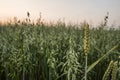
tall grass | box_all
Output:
[84,22,89,80]
[0,19,120,80]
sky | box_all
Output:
[0,0,120,26]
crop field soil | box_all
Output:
[0,22,120,80]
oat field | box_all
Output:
[0,22,120,80]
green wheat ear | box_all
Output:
[102,61,114,80]
[84,22,89,56]
[111,61,118,80]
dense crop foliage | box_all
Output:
[0,23,120,80]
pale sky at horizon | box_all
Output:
[0,0,120,26]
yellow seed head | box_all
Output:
[111,61,118,80]
[84,22,89,56]
[102,61,114,80]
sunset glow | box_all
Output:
[0,0,120,25]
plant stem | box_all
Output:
[85,55,87,80]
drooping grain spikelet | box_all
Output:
[84,22,89,56]
[111,61,118,80]
[102,61,114,80]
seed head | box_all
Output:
[102,61,114,80]
[84,22,89,56]
[111,61,118,80]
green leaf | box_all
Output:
[82,44,118,80]
[87,44,118,73]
